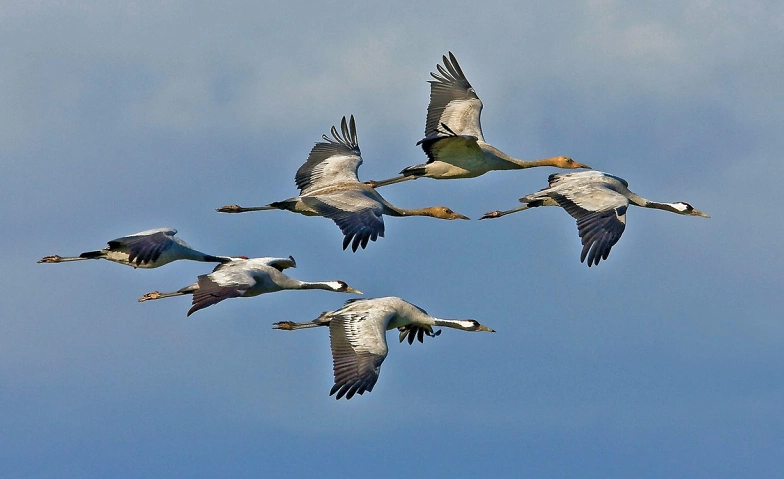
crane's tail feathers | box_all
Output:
[268,200,298,211]
[400,164,427,177]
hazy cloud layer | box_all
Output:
[2,1,781,477]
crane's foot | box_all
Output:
[272,321,296,330]
[138,291,162,302]
[216,204,243,213]
[479,211,502,220]
[37,255,63,263]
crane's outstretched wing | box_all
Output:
[546,171,628,189]
[260,256,297,272]
[424,52,484,141]
[551,190,628,267]
[104,228,178,266]
[328,308,392,399]
[416,123,483,167]
[295,116,362,194]
[302,191,385,252]
[187,266,254,316]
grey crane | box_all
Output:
[38,228,231,269]
[480,170,710,266]
[273,296,494,399]
[138,256,361,316]
[366,52,589,188]
[216,116,469,251]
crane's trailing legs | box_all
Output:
[138,285,197,302]
[38,254,92,263]
[481,197,561,219]
[363,175,418,189]
[480,205,531,219]
[273,320,326,330]
[216,204,277,213]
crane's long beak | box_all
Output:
[575,161,591,169]
[478,325,495,332]
[455,213,470,220]
[692,209,710,218]
[345,287,363,295]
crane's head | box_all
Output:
[330,281,363,295]
[424,206,470,220]
[671,202,710,218]
[553,156,591,170]
[469,319,494,332]
[447,319,495,332]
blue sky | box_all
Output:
[3,1,783,477]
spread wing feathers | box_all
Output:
[329,310,392,399]
[301,192,385,252]
[425,52,484,141]
[295,116,362,193]
[262,256,296,272]
[187,268,253,316]
[417,127,483,165]
[105,228,178,266]
[341,297,366,307]
[547,171,629,189]
[552,192,628,266]
[546,172,580,188]
[398,324,441,344]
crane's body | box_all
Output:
[481,170,710,266]
[38,228,230,269]
[367,53,589,188]
[217,116,468,251]
[274,296,494,399]
[138,256,361,316]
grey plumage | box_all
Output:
[217,116,469,251]
[294,118,361,193]
[366,53,588,188]
[424,53,484,142]
[481,170,710,266]
[273,296,493,399]
[37,228,230,268]
[138,256,361,316]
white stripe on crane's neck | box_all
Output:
[644,201,691,214]
[297,280,345,292]
[669,202,691,213]
[432,318,481,331]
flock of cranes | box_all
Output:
[38,52,708,399]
